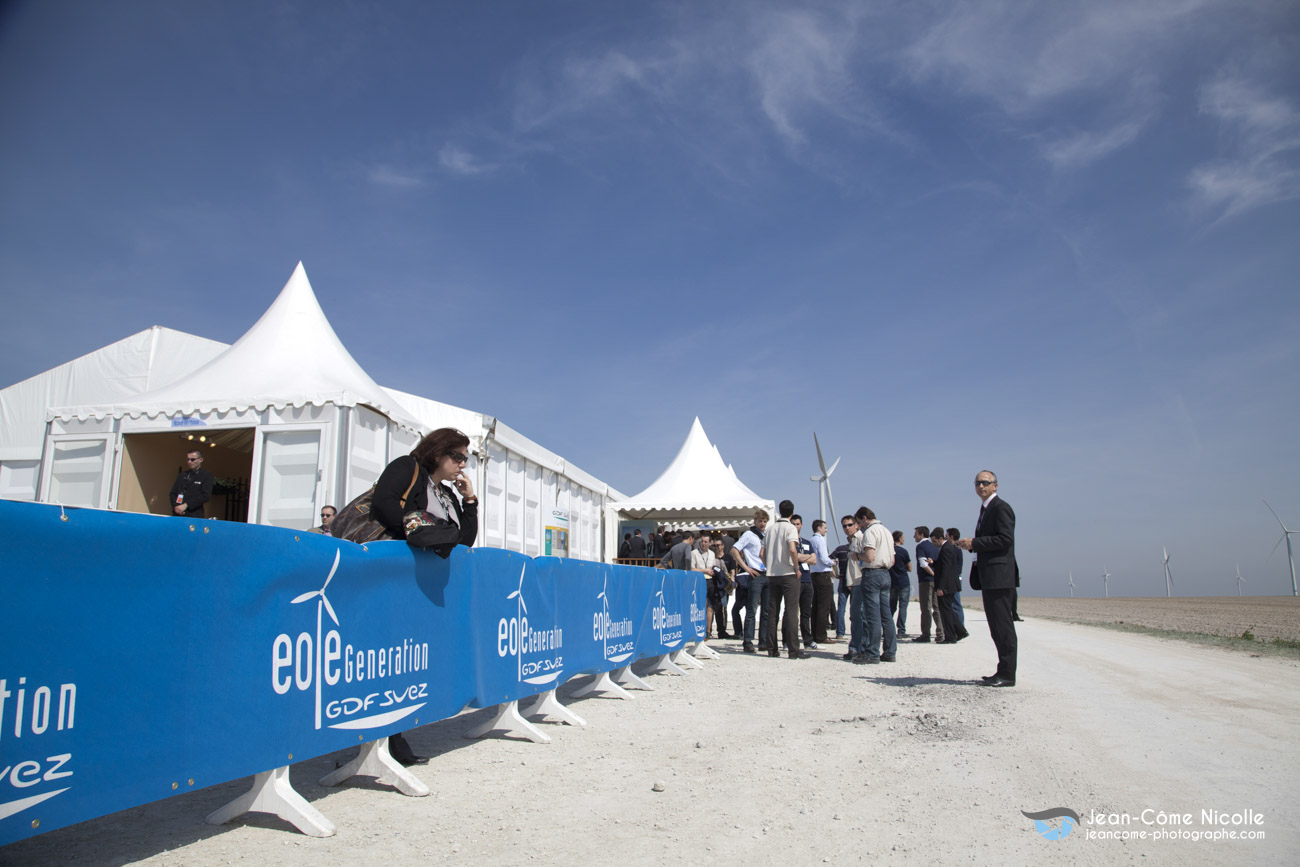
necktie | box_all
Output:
[976,503,986,533]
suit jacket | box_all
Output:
[934,541,963,596]
[970,495,1016,590]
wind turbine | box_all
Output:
[810,433,841,543]
[1068,571,1076,598]
[1236,565,1246,597]
[1162,547,1174,597]
[507,564,528,680]
[291,550,340,730]
[1264,500,1300,597]
[1102,567,1111,598]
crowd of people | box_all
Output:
[621,471,1020,687]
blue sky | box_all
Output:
[2,1,1297,597]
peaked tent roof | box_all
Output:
[49,263,422,431]
[612,418,772,521]
[0,326,228,461]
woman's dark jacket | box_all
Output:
[371,454,478,548]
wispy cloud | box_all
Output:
[1041,120,1147,169]
[438,144,496,176]
[1189,71,1300,219]
[367,164,424,188]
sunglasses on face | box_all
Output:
[975,480,995,487]
[448,452,468,464]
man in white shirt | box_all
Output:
[731,509,770,654]
[763,500,809,659]
[690,531,719,637]
[847,506,897,664]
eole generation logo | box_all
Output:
[497,564,564,685]
[594,572,634,663]
[1023,807,1081,840]
[271,551,430,730]
[652,576,683,648]
[0,676,76,825]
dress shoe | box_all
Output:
[984,676,1015,688]
[954,631,969,642]
[387,734,428,766]
[880,654,896,662]
[767,649,781,658]
[743,643,757,654]
[981,673,1001,682]
[911,636,931,643]
[1013,616,1024,622]
[788,651,811,660]
[842,651,856,661]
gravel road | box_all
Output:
[4,608,1296,866]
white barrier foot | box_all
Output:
[318,737,430,797]
[612,663,654,691]
[691,640,721,660]
[464,700,552,744]
[571,670,633,700]
[671,648,706,669]
[646,653,687,676]
[206,766,336,837]
[523,688,588,725]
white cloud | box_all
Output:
[1190,71,1300,219]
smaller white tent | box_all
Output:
[604,418,774,558]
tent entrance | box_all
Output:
[117,429,254,522]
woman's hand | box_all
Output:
[452,471,475,499]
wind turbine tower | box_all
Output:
[1068,571,1076,598]
[1264,500,1300,597]
[1102,567,1111,598]
[810,433,842,544]
[1162,547,1174,598]
[1236,565,1246,597]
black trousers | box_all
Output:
[982,587,1018,680]
[731,586,749,638]
[798,581,814,643]
[811,572,834,642]
[766,574,801,654]
[936,594,959,644]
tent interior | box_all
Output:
[117,430,254,521]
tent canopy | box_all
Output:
[47,263,421,432]
[611,418,773,526]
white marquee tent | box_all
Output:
[0,264,623,560]
[604,417,774,556]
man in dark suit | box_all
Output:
[957,470,1018,687]
[934,527,970,643]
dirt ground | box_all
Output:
[3,603,1296,866]
[990,595,1300,643]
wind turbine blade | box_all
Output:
[1267,534,1285,562]
[1264,499,1289,532]
[322,550,340,590]
[814,433,828,475]
[810,474,823,483]
[291,591,318,604]
[826,456,840,477]
[825,478,838,529]
[322,595,339,626]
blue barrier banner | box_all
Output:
[0,500,703,846]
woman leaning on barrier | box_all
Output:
[372,427,479,551]
[371,427,478,765]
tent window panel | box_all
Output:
[0,460,40,501]
[506,455,524,551]
[48,440,108,507]
[484,444,506,547]
[347,408,388,501]
[524,462,541,555]
[259,430,321,529]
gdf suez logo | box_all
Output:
[497,564,564,685]
[272,550,430,731]
[1023,807,1080,840]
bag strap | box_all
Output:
[398,462,420,510]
